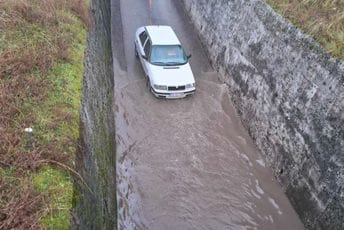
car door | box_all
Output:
[136,30,148,70]
[142,38,152,76]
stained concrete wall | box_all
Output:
[181,0,344,229]
[72,0,116,228]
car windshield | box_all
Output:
[150,45,187,66]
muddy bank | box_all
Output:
[181,0,344,229]
[72,0,116,228]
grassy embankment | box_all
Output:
[266,0,344,59]
[0,0,88,228]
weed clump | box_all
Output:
[0,174,44,230]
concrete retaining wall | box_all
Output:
[181,0,344,229]
[72,0,116,228]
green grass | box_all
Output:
[0,0,87,228]
[34,21,85,145]
[33,166,73,229]
[265,0,344,59]
[31,17,86,227]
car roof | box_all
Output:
[145,26,181,45]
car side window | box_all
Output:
[144,39,151,58]
[139,31,148,46]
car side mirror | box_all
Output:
[142,54,148,60]
[187,54,192,60]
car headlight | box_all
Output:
[153,84,168,90]
[186,83,195,89]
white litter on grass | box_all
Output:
[24,127,33,133]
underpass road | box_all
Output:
[112,0,305,229]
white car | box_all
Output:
[135,25,196,99]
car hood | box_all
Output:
[149,63,195,86]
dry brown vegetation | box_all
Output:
[266,0,344,59]
[0,177,44,229]
[0,0,88,228]
[0,0,89,28]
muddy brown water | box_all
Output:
[113,0,305,229]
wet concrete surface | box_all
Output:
[112,0,305,229]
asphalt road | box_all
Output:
[112,0,304,229]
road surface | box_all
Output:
[112,0,304,229]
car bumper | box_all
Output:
[151,88,195,99]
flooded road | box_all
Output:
[112,0,304,229]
